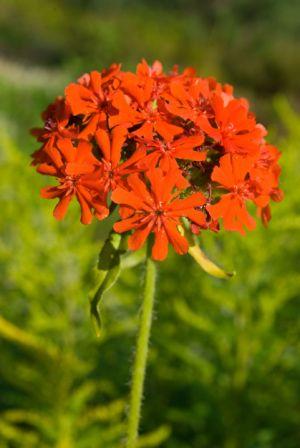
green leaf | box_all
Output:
[89,231,124,337]
[0,315,59,359]
[137,425,171,447]
[181,221,235,279]
[188,243,235,279]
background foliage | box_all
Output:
[0,1,299,447]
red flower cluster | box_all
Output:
[31,60,283,260]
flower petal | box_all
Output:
[76,190,93,225]
[128,219,154,251]
[111,125,127,168]
[95,128,111,161]
[53,194,73,220]
[152,227,169,261]
[111,187,148,210]
[169,192,206,211]
[113,215,143,233]
[163,219,189,255]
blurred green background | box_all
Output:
[0,1,299,447]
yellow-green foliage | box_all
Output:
[1,85,300,446]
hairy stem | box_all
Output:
[126,245,156,448]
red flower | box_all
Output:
[198,94,266,157]
[207,154,257,234]
[139,134,205,168]
[138,134,206,188]
[250,144,283,225]
[39,139,108,224]
[31,97,77,144]
[110,72,183,140]
[136,59,164,79]
[111,168,206,260]
[95,125,146,192]
[163,77,232,125]
[31,98,79,166]
[251,144,282,193]
[65,68,119,140]
[163,78,211,122]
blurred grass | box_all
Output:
[0,1,300,447]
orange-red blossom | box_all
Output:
[31,60,283,260]
[112,169,206,261]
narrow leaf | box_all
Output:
[181,221,235,279]
[89,232,124,336]
[188,243,235,279]
[137,425,171,447]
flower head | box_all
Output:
[31,60,283,260]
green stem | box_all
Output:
[126,244,156,448]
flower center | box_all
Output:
[62,175,79,194]
[45,118,57,132]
